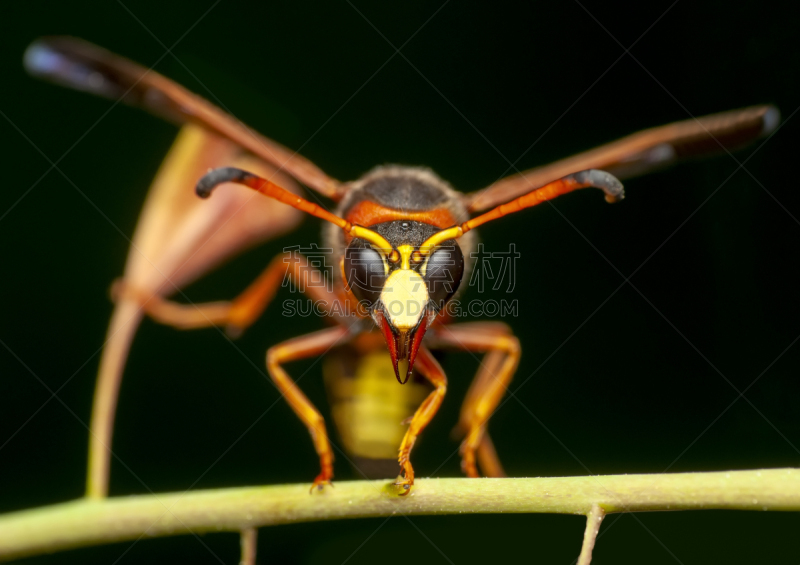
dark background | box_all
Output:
[2,1,799,563]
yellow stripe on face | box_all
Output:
[349,225,393,253]
[397,245,414,270]
[380,268,428,330]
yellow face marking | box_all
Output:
[418,226,463,257]
[380,268,428,330]
[349,225,393,253]
[397,245,414,270]
[420,254,430,278]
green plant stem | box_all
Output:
[578,503,605,565]
[1,469,798,561]
[240,527,257,565]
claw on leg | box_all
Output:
[459,427,481,478]
[460,446,479,478]
[393,465,414,495]
[393,477,413,495]
[394,441,415,494]
[310,473,333,493]
[309,452,334,493]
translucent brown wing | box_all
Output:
[466,105,779,212]
[87,124,306,498]
[23,36,342,200]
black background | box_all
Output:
[2,1,800,564]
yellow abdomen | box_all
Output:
[323,346,430,477]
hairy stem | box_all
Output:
[1,469,797,561]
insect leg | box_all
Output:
[114,251,344,336]
[88,251,343,499]
[266,326,351,492]
[428,322,520,478]
[395,346,448,494]
[474,429,504,478]
[457,348,508,478]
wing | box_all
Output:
[465,105,779,212]
[23,36,343,201]
[85,123,307,497]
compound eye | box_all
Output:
[424,243,464,311]
[344,244,387,307]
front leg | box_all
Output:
[396,346,447,494]
[113,250,345,335]
[265,325,350,491]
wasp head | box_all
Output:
[343,220,464,384]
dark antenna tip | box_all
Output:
[196,167,246,198]
[573,169,625,203]
[195,173,214,198]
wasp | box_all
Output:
[25,37,778,495]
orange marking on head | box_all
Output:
[345,201,457,243]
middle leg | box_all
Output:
[428,322,520,478]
